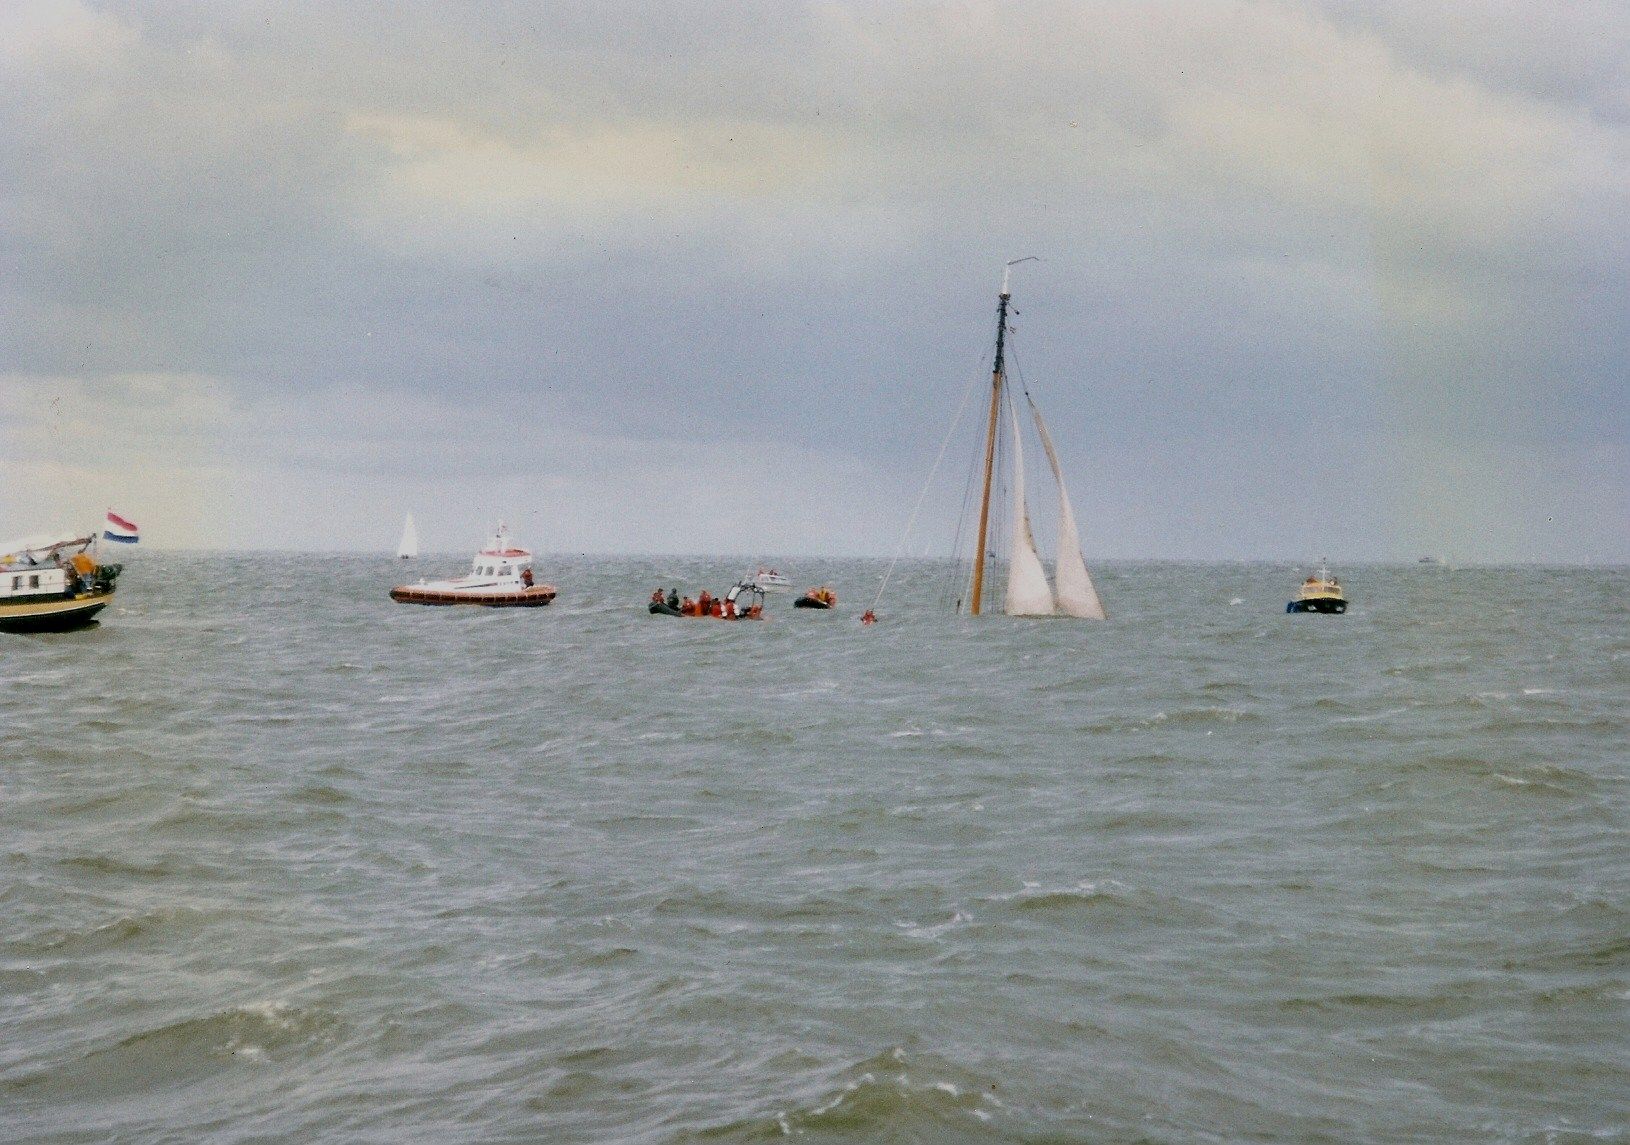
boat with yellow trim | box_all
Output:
[1287,562,1347,614]
[0,533,122,633]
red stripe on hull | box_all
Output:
[390,586,556,607]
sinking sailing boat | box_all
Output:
[963,260,1106,619]
[396,513,418,560]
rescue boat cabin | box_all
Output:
[466,538,533,587]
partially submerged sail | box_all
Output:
[1029,401,1106,619]
[1005,395,1055,616]
[397,514,418,559]
[962,260,1106,620]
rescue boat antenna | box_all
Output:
[968,257,1036,615]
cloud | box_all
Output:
[0,373,237,542]
[0,1,1624,559]
[345,112,843,258]
[0,0,137,71]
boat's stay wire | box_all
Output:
[871,363,985,613]
[1004,340,1059,557]
[1009,340,1030,400]
[947,429,983,612]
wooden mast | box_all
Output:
[969,266,1017,614]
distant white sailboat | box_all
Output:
[396,513,418,560]
[966,260,1106,619]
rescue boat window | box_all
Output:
[10,576,18,590]
[29,575,39,588]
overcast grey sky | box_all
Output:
[3,1,1626,561]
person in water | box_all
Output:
[746,602,763,619]
[861,609,877,625]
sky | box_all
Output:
[2,0,1626,562]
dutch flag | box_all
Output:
[104,510,139,544]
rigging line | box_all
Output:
[947,347,1000,612]
[872,364,984,613]
[1005,344,1065,558]
[42,392,76,525]
[1008,341,1037,403]
[948,436,981,612]
[948,353,998,609]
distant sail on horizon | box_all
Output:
[397,513,418,559]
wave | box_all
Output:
[57,853,201,880]
[14,904,226,957]
[290,783,352,805]
[1074,705,1262,734]
[1370,752,1608,798]
[981,879,1222,934]
[3,1000,344,1101]
[1272,984,1491,1022]
[1510,932,1630,972]
[685,1046,1014,1142]
[1011,887,1121,913]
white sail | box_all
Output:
[1004,397,1055,616]
[1029,401,1106,619]
[397,513,418,559]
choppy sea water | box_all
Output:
[2,554,1625,1144]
